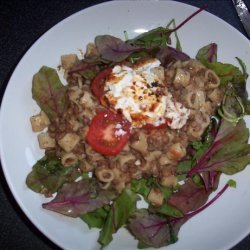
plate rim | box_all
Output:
[0,1,250,249]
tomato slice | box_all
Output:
[86,110,131,156]
[91,67,112,99]
[143,118,172,130]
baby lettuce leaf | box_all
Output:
[152,203,183,218]
[236,57,248,79]
[80,206,110,229]
[128,182,230,248]
[127,27,171,48]
[95,8,204,64]
[42,179,117,217]
[98,189,138,247]
[196,44,249,116]
[191,124,213,162]
[218,86,245,125]
[128,209,181,248]
[68,61,98,80]
[166,19,182,51]
[130,178,151,198]
[156,46,190,66]
[196,43,217,63]
[167,179,211,214]
[176,160,192,181]
[127,6,205,50]
[202,61,245,86]
[26,151,80,196]
[196,44,247,87]
[177,123,214,182]
[188,119,250,176]
[131,178,183,218]
[32,66,68,121]
[201,171,221,191]
[95,35,144,62]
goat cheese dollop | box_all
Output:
[104,58,190,129]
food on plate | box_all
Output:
[27,11,250,249]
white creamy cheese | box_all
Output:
[104,58,190,129]
[165,94,190,129]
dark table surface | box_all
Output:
[1,0,250,249]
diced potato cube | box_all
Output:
[58,133,80,152]
[84,43,100,59]
[147,188,164,207]
[61,54,79,70]
[38,132,55,149]
[160,175,178,188]
[30,111,50,132]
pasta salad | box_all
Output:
[27,10,250,249]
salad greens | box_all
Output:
[26,9,250,249]
[42,178,117,217]
[32,66,68,121]
[196,43,249,123]
[98,189,138,247]
[26,150,80,196]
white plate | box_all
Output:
[1,1,250,249]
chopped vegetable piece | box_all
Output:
[86,110,131,156]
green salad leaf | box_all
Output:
[81,206,110,229]
[98,189,138,247]
[196,44,249,119]
[32,66,68,121]
[42,179,117,217]
[128,209,180,248]
[26,151,80,196]
[196,43,217,63]
[130,178,153,199]
[127,27,171,48]
[188,119,250,176]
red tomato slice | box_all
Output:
[143,118,172,130]
[91,67,112,99]
[86,110,131,156]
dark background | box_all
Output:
[0,0,250,249]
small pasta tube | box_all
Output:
[147,188,164,207]
[79,160,94,172]
[173,68,190,88]
[186,59,205,73]
[58,133,80,152]
[205,69,220,89]
[117,153,136,167]
[61,152,78,167]
[30,111,50,132]
[38,132,56,149]
[95,168,114,183]
[185,90,206,109]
